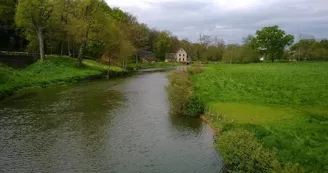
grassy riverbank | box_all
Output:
[0,56,124,99]
[191,62,328,172]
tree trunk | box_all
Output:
[272,57,274,62]
[67,36,71,57]
[60,43,63,56]
[37,28,45,62]
[77,44,84,67]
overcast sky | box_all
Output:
[105,0,328,43]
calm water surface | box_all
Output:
[0,72,223,173]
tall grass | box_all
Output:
[191,62,328,172]
[188,61,203,74]
[167,71,204,117]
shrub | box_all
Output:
[167,70,204,117]
[217,129,303,173]
[186,95,205,117]
[188,61,203,74]
[167,71,193,116]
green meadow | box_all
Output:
[192,62,328,172]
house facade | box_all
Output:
[165,48,189,63]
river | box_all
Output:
[0,71,223,173]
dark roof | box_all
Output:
[165,53,176,59]
[138,50,154,58]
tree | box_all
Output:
[15,0,53,61]
[67,0,102,66]
[242,34,254,44]
[254,25,294,62]
[222,44,259,63]
[154,31,171,61]
[0,0,27,51]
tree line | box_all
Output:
[1,0,327,67]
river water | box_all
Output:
[0,71,223,173]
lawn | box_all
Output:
[192,62,328,172]
[0,56,123,99]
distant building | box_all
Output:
[165,48,190,64]
[138,50,156,63]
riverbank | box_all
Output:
[0,56,125,99]
[191,62,328,172]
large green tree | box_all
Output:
[15,0,53,61]
[154,31,171,60]
[254,25,294,62]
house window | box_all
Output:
[183,54,185,57]
[179,54,181,56]
[179,58,181,61]
[183,58,185,61]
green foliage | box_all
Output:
[186,95,205,117]
[154,31,172,61]
[192,63,328,172]
[254,25,294,62]
[0,56,123,98]
[290,39,328,61]
[222,44,260,63]
[15,0,54,60]
[167,71,204,117]
[167,71,193,116]
[217,129,279,173]
[217,129,303,173]
[188,61,203,74]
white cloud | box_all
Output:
[105,0,328,43]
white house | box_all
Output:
[165,48,190,63]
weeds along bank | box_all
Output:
[0,56,124,99]
[190,62,328,172]
[166,62,204,117]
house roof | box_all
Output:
[165,53,176,59]
[138,50,154,58]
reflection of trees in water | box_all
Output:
[168,114,203,133]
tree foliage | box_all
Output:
[15,0,54,61]
[254,25,294,62]
[222,44,259,63]
[290,39,328,61]
[3,0,327,67]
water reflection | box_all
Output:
[169,114,202,132]
[0,72,223,173]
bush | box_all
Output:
[167,71,192,116]
[186,95,205,117]
[217,129,303,173]
[188,61,203,74]
[167,70,204,117]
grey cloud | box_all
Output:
[111,0,328,43]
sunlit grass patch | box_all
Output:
[208,102,299,124]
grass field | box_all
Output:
[192,62,328,172]
[0,56,123,99]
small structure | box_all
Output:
[165,48,189,64]
[138,50,156,63]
